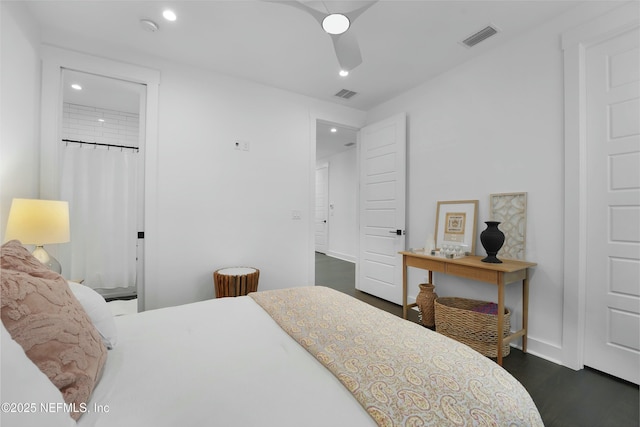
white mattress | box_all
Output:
[78,296,375,427]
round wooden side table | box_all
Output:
[213,267,260,298]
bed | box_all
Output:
[1,240,543,427]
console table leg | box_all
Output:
[522,272,529,353]
[497,279,505,366]
[402,257,408,319]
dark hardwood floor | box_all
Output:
[315,252,639,427]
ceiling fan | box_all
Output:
[272,1,378,74]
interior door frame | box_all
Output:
[561,2,640,370]
[40,45,160,311]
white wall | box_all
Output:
[365,4,616,364]
[317,147,358,262]
[0,2,41,239]
[152,63,308,307]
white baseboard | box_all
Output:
[325,251,356,263]
[509,334,564,367]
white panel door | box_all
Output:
[357,113,406,304]
[315,163,329,253]
[584,27,640,384]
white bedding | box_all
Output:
[78,296,376,427]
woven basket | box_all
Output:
[434,297,511,358]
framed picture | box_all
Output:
[435,200,479,254]
[490,192,527,260]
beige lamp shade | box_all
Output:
[4,199,70,245]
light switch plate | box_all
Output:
[234,140,250,151]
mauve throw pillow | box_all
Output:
[1,240,107,420]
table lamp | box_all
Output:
[4,198,70,274]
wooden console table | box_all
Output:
[400,251,536,365]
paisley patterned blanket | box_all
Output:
[250,286,543,427]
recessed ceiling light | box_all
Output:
[322,13,350,35]
[163,9,177,21]
[330,128,337,133]
[98,119,105,122]
[339,70,349,77]
[71,84,82,90]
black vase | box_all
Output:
[480,221,505,263]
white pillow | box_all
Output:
[68,281,118,349]
[1,324,77,427]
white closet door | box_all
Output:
[584,26,640,384]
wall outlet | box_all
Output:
[291,210,302,220]
[234,140,250,151]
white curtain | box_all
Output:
[60,144,138,290]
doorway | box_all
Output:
[60,69,145,301]
[312,115,407,306]
[314,120,359,284]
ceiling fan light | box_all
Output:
[163,9,177,22]
[339,69,349,77]
[322,13,350,35]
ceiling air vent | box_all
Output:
[462,25,499,48]
[334,89,358,100]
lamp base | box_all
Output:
[32,246,62,274]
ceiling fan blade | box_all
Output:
[331,31,362,71]
[268,0,375,71]
[267,0,324,24]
